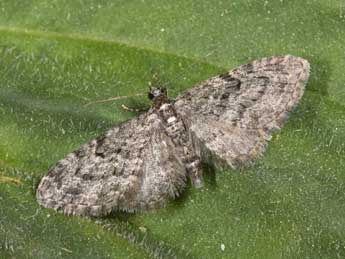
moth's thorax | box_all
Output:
[158,102,178,125]
[151,94,170,110]
[149,90,185,140]
[157,102,186,146]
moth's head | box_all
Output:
[148,87,167,100]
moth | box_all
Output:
[36,55,310,217]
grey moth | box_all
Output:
[36,55,310,217]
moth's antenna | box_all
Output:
[170,49,217,95]
[148,70,164,87]
[148,77,154,90]
[146,50,216,96]
[84,93,145,107]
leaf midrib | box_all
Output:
[0,25,223,69]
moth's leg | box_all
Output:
[121,104,147,113]
[186,158,203,188]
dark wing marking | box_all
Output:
[36,111,187,216]
[174,55,310,169]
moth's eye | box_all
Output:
[148,93,155,100]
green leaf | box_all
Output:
[1,1,345,258]
[0,25,220,259]
[1,175,149,258]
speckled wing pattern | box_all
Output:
[36,111,186,216]
[37,55,310,217]
[174,55,310,169]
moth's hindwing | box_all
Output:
[174,55,310,169]
[36,112,187,216]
